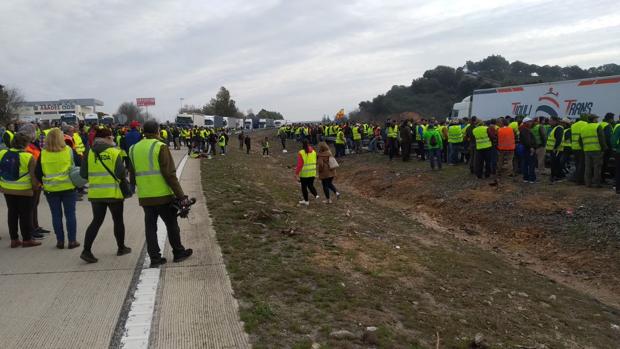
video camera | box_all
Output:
[171,197,197,218]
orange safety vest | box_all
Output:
[63,134,76,149]
[25,143,41,160]
[497,127,515,151]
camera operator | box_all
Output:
[129,120,193,268]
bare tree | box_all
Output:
[117,102,141,121]
[0,85,25,125]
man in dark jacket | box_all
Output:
[399,120,412,161]
[519,117,536,183]
[123,121,142,153]
[129,120,192,267]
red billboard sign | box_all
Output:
[136,98,156,107]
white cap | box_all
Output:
[522,117,534,123]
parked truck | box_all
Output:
[84,113,99,125]
[204,115,225,129]
[452,75,620,120]
[244,118,253,130]
[225,117,243,129]
[175,114,196,127]
[258,118,275,128]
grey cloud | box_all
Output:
[1,0,618,121]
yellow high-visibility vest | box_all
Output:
[129,139,173,199]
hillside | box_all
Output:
[351,55,620,122]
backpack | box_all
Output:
[0,150,24,181]
[430,134,438,147]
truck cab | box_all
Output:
[101,115,114,125]
[175,114,195,128]
[84,113,99,125]
[244,119,253,130]
[451,96,472,119]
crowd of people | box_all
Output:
[0,120,193,267]
[279,112,620,195]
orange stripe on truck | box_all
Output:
[594,77,620,84]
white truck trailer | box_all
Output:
[453,75,620,120]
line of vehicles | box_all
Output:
[174,113,287,130]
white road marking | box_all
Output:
[120,154,189,349]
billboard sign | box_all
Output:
[136,98,156,107]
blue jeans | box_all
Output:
[448,142,462,164]
[428,149,442,169]
[521,152,537,182]
[45,191,77,242]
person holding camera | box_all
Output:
[129,120,193,268]
[79,127,132,263]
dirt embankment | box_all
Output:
[338,154,620,308]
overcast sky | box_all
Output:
[1,0,619,121]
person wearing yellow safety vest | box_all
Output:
[560,118,572,174]
[447,119,464,165]
[295,139,319,206]
[129,120,193,267]
[570,115,588,185]
[3,123,16,148]
[0,132,42,248]
[78,127,132,264]
[545,117,565,183]
[582,115,607,188]
[218,131,227,155]
[472,120,493,179]
[438,121,449,163]
[386,120,399,161]
[35,128,80,249]
[72,126,86,158]
[335,127,346,158]
[611,117,620,194]
[424,122,443,170]
[278,126,287,150]
[352,124,362,153]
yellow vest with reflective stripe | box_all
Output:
[41,146,75,192]
[473,126,491,150]
[0,149,33,191]
[88,147,123,200]
[387,125,399,139]
[448,125,463,143]
[336,131,345,145]
[73,133,85,156]
[4,130,15,147]
[218,135,226,147]
[352,127,361,141]
[581,123,602,152]
[129,139,173,199]
[571,120,587,151]
[545,126,563,151]
[298,150,317,178]
[562,129,571,149]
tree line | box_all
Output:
[351,55,620,122]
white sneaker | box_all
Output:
[315,195,320,200]
[322,199,332,204]
[336,192,341,199]
[298,200,309,206]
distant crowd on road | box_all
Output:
[276,112,620,196]
[0,120,193,268]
